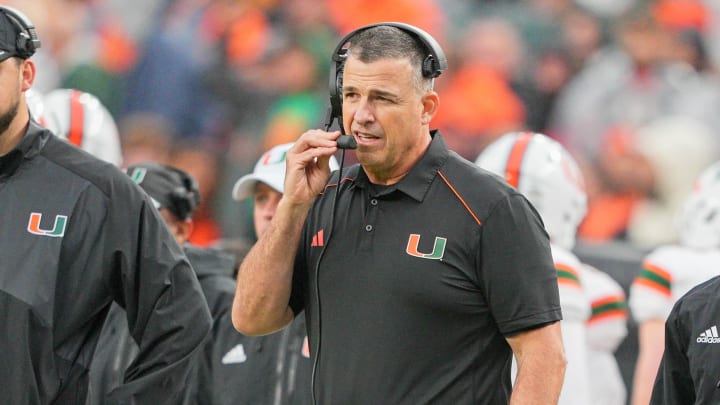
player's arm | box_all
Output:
[107,188,212,403]
[232,130,338,336]
[632,319,666,405]
[507,321,566,405]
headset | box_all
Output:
[325,22,448,149]
[168,166,201,221]
[0,6,41,59]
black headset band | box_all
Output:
[330,22,448,77]
[168,167,201,220]
[0,5,41,59]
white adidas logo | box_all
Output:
[697,326,720,343]
[221,343,248,364]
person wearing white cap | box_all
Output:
[233,142,339,239]
[212,142,337,404]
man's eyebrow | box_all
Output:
[342,85,397,99]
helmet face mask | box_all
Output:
[676,162,720,249]
[476,132,587,250]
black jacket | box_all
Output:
[89,244,313,404]
[0,122,212,404]
[652,274,720,404]
[190,247,313,405]
[88,245,237,404]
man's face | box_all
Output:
[253,182,283,239]
[341,56,433,184]
[0,58,22,135]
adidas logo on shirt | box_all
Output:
[222,343,248,364]
[697,326,720,343]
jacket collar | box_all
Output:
[0,120,49,179]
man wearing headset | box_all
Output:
[0,6,211,404]
[232,23,566,404]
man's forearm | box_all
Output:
[508,322,566,405]
[232,198,311,335]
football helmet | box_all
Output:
[676,161,720,249]
[475,132,587,250]
[41,89,122,167]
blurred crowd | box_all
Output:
[10,0,720,252]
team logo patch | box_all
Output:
[129,167,147,184]
[311,229,325,247]
[302,336,310,358]
[261,149,287,165]
[697,326,720,343]
[27,212,67,237]
[405,234,446,260]
[222,344,248,364]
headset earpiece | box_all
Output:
[168,168,200,220]
[326,48,346,131]
[326,22,447,149]
[0,6,41,59]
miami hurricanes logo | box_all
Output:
[129,167,147,184]
[405,234,447,260]
[27,212,67,237]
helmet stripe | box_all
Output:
[504,132,533,188]
[67,90,84,147]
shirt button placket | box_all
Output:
[363,198,379,245]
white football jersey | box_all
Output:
[629,245,720,323]
[552,244,592,405]
[581,264,628,405]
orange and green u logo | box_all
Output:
[27,212,67,237]
[406,234,447,260]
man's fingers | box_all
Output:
[292,130,340,153]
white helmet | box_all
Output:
[676,161,720,249]
[41,89,123,167]
[475,132,587,250]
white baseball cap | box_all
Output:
[232,142,339,200]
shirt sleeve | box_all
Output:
[629,257,674,323]
[105,190,212,404]
[479,193,562,336]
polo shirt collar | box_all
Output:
[353,130,449,202]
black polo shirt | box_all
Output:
[290,131,561,404]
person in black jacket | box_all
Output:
[651,277,720,404]
[92,155,320,404]
[88,161,242,404]
[0,6,212,404]
[217,142,339,405]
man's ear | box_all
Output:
[176,219,194,245]
[421,91,440,125]
[20,59,35,91]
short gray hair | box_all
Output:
[347,25,434,92]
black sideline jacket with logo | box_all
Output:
[0,122,212,404]
[652,275,720,404]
